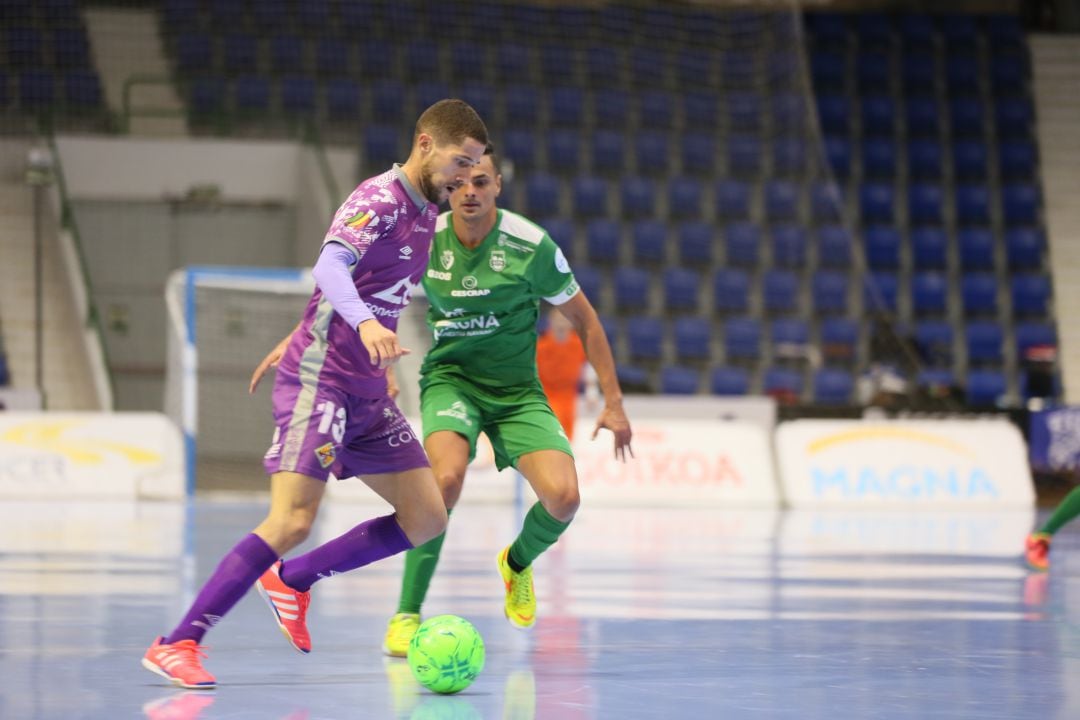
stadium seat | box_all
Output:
[64,71,101,109]
[763,271,799,314]
[615,269,652,313]
[967,369,1006,406]
[494,43,530,84]
[771,318,810,358]
[634,132,669,176]
[711,366,750,396]
[682,133,717,176]
[664,268,701,313]
[253,0,290,29]
[914,320,954,364]
[950,97,984,137]
[660,366,701,395]
[234,75,271,113]
[814,368,854,405]
[1012,274,1052,316]
[865,226,901,270]
[811,52,846,91]
[683,91,719,130]
[459,83,495,124]
[864,272,899,314]
[725,223,760,267]
[357,40,394,77]
[210,0,247,26]
[860,184,895,224]
[716,180,752,220]
[549,86,585,128]
[576,267,604,308]
[772,138,806,177]
[911,273,948,315]
[594,88,630,130]
[633,221,667,265]
[911,227,947,269]
[279,75,315,116]
[316,39,350,77]
[362,125,403,169]
[628,46,667,88]
[862,138,897,178]
[668,176,704,220]
[449,43,486,79]
[725,317,762,361]
[908,139,944,179]
[861,96,896,136]
[965,321,1004,364]
[162,0,200,30]
[585,219,621,265]
[728,93,763,131]
[174,33,213,74]
[810,183,843,223]
[1015,321,1057,354]
[620,177,656,219]
[413,81,452,119]
[714,269,751,313]
[764,181,799,222]
[856,13,893,45]
[960,273,998,315]
[996,97,1034,138]
[816,226,852,269]
[503,130,537,173]
[591,130,625,175]
[1005,227,1043,270]
[616,364,651,392]
[825,136,851,180]
[404,40,441,80]
[941,14,980,49]
[371,80,406,123]
[900,14,936,50]
[189,76,226,116]
[820,317,859,362]
[908,184,944,225]
[223,34,258,75]
[53,28,90,69]
[546,130,581,174]
[574,177,609,218]
[958,228,995,271]
[953,140,989,180]
[627,316,664,362]
[679,222,714,265]
[676,48,715,89]
[525,173,560,216]
[946,53,980,95]
[817,95,850,135]
[270,35,304,75]
[990,52,1028,96]
[764,366,805,396]
[999,140,1037,179]
[639,90,675,130]
[538,217,574,262]
[585,46,620,87]
[955,185,990,225]
[6,26,42,68]
[728,136,763,178]
[812,271,849,314]
[673,317,712,361]
[503,85,540,127]
[770,226,807,269]
[903,55,937,98]
[1002,183,1040,225]
[857,51,891,93]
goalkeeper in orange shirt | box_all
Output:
[536,309,598,441]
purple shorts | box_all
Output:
[263,376,429,481]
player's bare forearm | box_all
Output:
[249,321,301,394]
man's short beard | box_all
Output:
[418,162,441,204]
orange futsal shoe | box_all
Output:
[142,637,216,689]
[256,559,312,653]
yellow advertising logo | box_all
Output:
[1,420,161,465]
[806,426,974,459]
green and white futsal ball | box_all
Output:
[407,615,485,694]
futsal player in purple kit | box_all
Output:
[142,100,489,689]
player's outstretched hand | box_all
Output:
[249,333,291,394]
[386,366,400,400]
[592,403,633,462]
[358,319,411,369]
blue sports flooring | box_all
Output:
[0,497,1076,719]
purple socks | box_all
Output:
[280,514,412,592]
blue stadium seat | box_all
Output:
[616,364,650,391]
[860,184,895,224]
[616,270,652,315]
[1005,227,1043,270]
[576,268,603,308]
[946,53,980,95]
[988,15,1025,48]
[537,44,576,85]
[908,184,944,225]
[816,226,852,269]
[7,26,42,68]
[966,321,1004,364]
[175,33,213,74]
[864,273,899,314]
[676,48,715,88]
[999,140,1037,179]
[764,367,805,397]
[664,268,700,313]
[574,177,609,218]
[362,125,402,169]
[53,28,90,69]
[162,0,200,30]
[494,43,530,84]
[953,140,989,180]
[773,92,807,131]
[234,75,270,113]
[821,317,859,361]
[371,80,406,123]
[674,317,711,361]
[714,269,751,313]
[633,220,667,264]
[723,50,757,87]
[549,86,585,128]
[357,40,394,77]
[825,136,851,180]
[814,368,854,405]
[1015,321,1057,355]
[585,219,621,265]
[716,180,752,220]
[862,138,897,178]
[669,177,703,220]
[449,43,486,79]
[967,370,1006,406]
[955,185,991,225]
[728,136,763,178]
[770,226,807,269]
[810,183,843,223]
[683,91,719,130]
[503,130,536,173]
[64,71,102,109]
[660,366,701,395]
[711,366,750,396]
[906,98,942,140]
[996,97,1034,138]
[1002,183,1040,225]
[639,90,675,130]
[1012,274,1051,316]
[725,223,760,267]
[591,130,624,175]
[908,139,944,179]
[253,0,290,29]
[682,133,716,176]
[865,226,901,269]
[856,13,893,45]
[627,316,663,361]
[634,131,669,176]
[991,51,1029,96]
[585,46,620,87]
[628,46,667,88]
[541,217,575,262]
[914,320,954,364]
[546,130,581,174]
[725,317,762,361]
[816,95,850,134]
[270,35,303,75]
[958,228,995,271]
[620,177,656,219]
[950,97,984,137]
[764,271,799,314]
[764,181,799,222]
[772,137,806,177]
[209,0,247,26]
[316,39,350,77]
[503,85,540,127]
[900,14,936,50]
[594,89,630,130]
[189,76,226,116]
[857,51,891,93]
[942,14,981,47]
[911,227,947,268]
[525,173,560,216]
[811,51,846,90]
[280,75,315,116]
[223,34,258,75]
[912,273,948,315]
[413,81,451,119]
[861,96,896,136]
[402,40,439,80]
[903,54,937,98]
[807,14,849,48]
[728,93,763,130]
[961,273,998,315]
[813,271,849,314]
[679,222,714,265]
[771,318,809,356]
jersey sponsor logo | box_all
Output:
[443,307,466,317]
[371,277,419,306]
[554,246,570,273]
[462,275,478,289]
[265,427,283,459]
[497,234,534,254]
[450,288,491,297]
[563,280,580,297]
[427,268,452,281]
[433,313,501,338]
[440,250,454,269]
[345,210,376,229]
[388,429,416,447]
[365,304,403,318]
[436,401,473,426]
[399,245,413,261]
[315,442,337,469]
[489,249,506,272]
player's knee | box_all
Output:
[544,484,580,522]
[434,469,465,508]
[400,502,448,546]
[282,513,315,547]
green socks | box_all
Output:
[1040,485,1080,536]
[396,509,451,615]
[508,502,571,571]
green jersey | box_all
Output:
[420,209,579,389]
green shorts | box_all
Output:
[420,374,573,471]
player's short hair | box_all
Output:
[415,99,488,148]
[482,143,501,176]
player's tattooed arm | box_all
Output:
[249,321,301,394]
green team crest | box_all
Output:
[440,250,454,270]
[489,250,506,272]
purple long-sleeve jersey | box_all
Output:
[276,165,437,398]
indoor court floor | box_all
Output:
[1,495,1077,719]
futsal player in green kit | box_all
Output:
[1025,487,1080,571]
[381,147,633,653]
